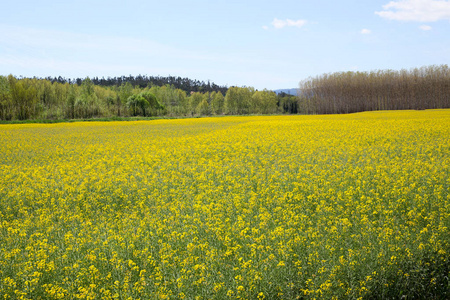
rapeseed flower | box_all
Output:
[0,110,448,299]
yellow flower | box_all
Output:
[0,111,448,299]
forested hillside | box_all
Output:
[0,65,449,121]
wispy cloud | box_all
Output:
[0,55,145,75]
[0,25,203,78]
[360,29,372,34]
[419,24,433,30]
[0,25,291,86]
[270,18,307,29]
[0,25,287,66]
[0,25,174,57]
[375,0,450,22]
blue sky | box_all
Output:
[1,0,449,90]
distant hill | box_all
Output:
[273,88,298,96]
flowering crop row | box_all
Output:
[0,110,449,299]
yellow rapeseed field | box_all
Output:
[0,110,449,299]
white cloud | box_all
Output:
[262,25,269,30]
[419,24,433,29]
[375,0,450,22]
[361,29,372,34]
[271,18,307,29]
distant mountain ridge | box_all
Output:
[273,88,298,96]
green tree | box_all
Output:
[224,87,238,115]
[141,91,164,116]
[126,92,163,116]
[176,89,188,115]
[75,77,101,118]
[210,91,224,114]
[8,76,38,120]
[118,82,133,116]
[147,84,185,116]
[251,90,278,114]
[278,93,299,114]
[189,92,205,116]
[224,86,254,115]
[127,94,148,116]
[39,80,57,109]
[0,76,12,120]
[196,98,211,115]
[65,84,77,119]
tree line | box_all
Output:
[1,64,448,120]
[37,75,229,95]
[0,75,291,120]
[298,64,450,114]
